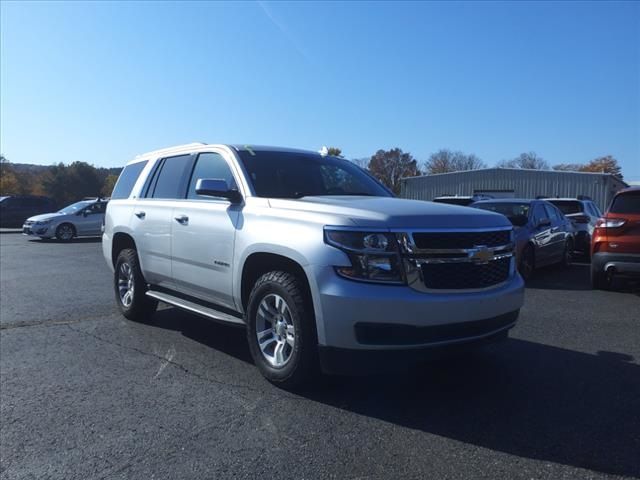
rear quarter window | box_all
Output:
[111,161,148,200]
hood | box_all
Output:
[27,212,65,222]
[268,196,511,229]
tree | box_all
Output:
[101,174,119,197]
[0,155,20,195]
[327,147,342,157]
[42,161,103,205]
[424,149,486,174]
[580,155,622,178]
[498,152,549,170]
[368,148,420,195]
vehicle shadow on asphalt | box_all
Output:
[305,341,640,478]
[27,237,102,244]
[145,306,640,477]
[527,262,640,294]
[148,307,253,364]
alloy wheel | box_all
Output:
[117,262,135,307]
[255,294,296,368]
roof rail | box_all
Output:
[136,142,208,159]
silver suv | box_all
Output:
[103,143,524,388]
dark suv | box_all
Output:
[0,195,56,228]
[547,197,601,257]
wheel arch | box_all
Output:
[111,232,137,267]
[240,252,314,316]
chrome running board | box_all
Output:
[146,290,245,325]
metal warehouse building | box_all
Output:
[400,168,628,211]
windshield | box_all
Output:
[473,202,531,225]
[58,201,93,215]
[549,200,583,215]
[236,150,391,199]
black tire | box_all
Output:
[55,223,76,242]
[519,244,535,281]
[561,238,574,267]
[246,271,318,389]
[591,264,612,290]
[114,248,158,320]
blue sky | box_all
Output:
[1,1,639,179]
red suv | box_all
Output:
[591,187,640,289]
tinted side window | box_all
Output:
[187,153,237,199]
[152,155,192,199]
[544,204,559,222]
[111,161,148,200]
[531,204,546,224]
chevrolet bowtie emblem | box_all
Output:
[469,246,493,264]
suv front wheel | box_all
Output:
[114,248,158,320]
[246,271,317,389]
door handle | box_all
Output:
[134,211,146,219]
[551,227,559,233]
[174,215,189,225]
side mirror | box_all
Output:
[537,218,551,228]
[195,178,242,204]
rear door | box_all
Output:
[78,201,107,235]
[606,191,640,254]
[170,150,241,309]
[133,154,194,288]
[543,203,569,261]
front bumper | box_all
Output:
[319,314,516,375]
[308,265,525,351]
[22,223,53,237]
[592,252,640,277]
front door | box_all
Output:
[171,152,241,309]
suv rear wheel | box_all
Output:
[114,248,158,320]
[246,271,317,389]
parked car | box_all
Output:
[547,197,601,257]
[103,143,525,388]
[22,198,108,241]
[432,194,493,206]
[471,199,574,280]
[591,187,640,289]
[0,195,56,228]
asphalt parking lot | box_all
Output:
[1,233,639,479]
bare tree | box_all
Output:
[498,152,549,170]
[424,149,486,174]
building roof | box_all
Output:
[402,167,627,184]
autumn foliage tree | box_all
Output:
[368,148,420,195]
[580,155,622,178]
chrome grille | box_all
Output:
[412,230,510,249]
[399,229,514,292]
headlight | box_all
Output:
[324,228,405,284]
[34,219,51,225]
